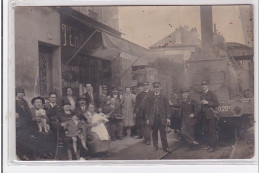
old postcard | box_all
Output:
[12,5,255,161]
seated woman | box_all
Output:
[58,100,74,160]
[83,103,110,157]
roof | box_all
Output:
[149,26,201,49]
[226,42,253,59]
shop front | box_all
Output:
[59,7,151,98]
[59,7,121,97]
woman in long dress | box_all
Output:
[83,103,110,156]
[121,87,135,137]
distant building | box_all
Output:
[149,25,201,63]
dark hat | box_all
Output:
[16,87,25,94]
[62,99,71,106]
[152,82,161,88]
[201,80,209,85]
[77,95,87,102]
[143,82,149,86]
[31,96,45,105]
[112,87,118,91]
[180,88,189,93]
[137,83,143,87]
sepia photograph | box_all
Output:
[13,5,255,161]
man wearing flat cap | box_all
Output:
[134,82,153,144]
[200,80,219,153]
[15,87,34,160]
[145,82,171,152]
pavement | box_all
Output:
[96,130,181,160]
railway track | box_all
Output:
[158,138,238,160]
[158,141,184,159]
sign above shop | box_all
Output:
[60,14,102,64]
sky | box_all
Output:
[118,5,252,48]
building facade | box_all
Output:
[15,6,146,104]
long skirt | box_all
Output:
[86,132,110,154]
[122,108,135,127]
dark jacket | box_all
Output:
[44,102,61,127]
[200,90,219,119]
[109,94,121,108]
[84,92,99,106]
[103,103,123,123]
[145,92,170,126]
[16,98,32,128]
[74,105,88,121]
[99,94,109,109]
[179,97,198,127]
[134,90,153,116]
[58,111,73,123]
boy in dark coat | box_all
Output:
[178,89,199,150]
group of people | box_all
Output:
[16,80,219,160]
[170,80,219,152]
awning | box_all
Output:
[67,31,154,65]
[59,6,156,65]
[101,32,151,59]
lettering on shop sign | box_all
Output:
[61,23,99,49]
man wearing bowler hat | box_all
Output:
[74,95,88,120]
[145,82,171,152]
[200,80,219,153]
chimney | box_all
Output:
[200,6,214,58]
[175,30,182,45]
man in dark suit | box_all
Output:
[134,82,153,144]
[98,85,110,111]
[44,92,61,130]
[145,82,171,152]
[84,84,98,107]
[44,92,61,155]
[200,80,219,153]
